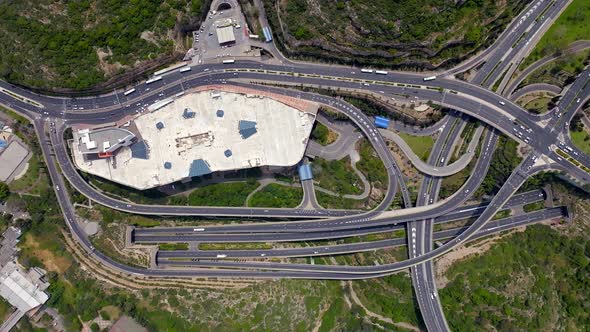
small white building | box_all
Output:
[216,26,236,45]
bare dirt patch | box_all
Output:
[100,305,121,321]
[140,30,159,45]
[96,48,126,77]
[326,130,339,145]
[23,234,72,273]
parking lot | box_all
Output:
[192,0,257,64]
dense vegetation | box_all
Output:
[569,114,590,156]
[0,182,9,201]
[441,224,590,330]
[159,243,189,250]
[312,157,363,195]
[316,192,370,210]
[248,183,303,208]
[356,139,388,189]
[0,0,207,91]
[354,273,423,328]
[264,0,528,69]
[477,135,521,197]
[310,122,337,146]
[187,181,260,207]
[397,132,434,161]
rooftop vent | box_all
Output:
[238,120,257,139]
[183,108,196,119]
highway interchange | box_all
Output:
[0,0,588,330]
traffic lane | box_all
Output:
[155,207,566,260]
[135,188,545,241]
[24,66,542,143]
[134,188,544,236]
[410,112,462,332]
[156,204,566,272]
[213,71,545,149]
[474,0,565,86]
[0,59,556,130]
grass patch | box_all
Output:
[0,106,30,125]
[187,181,260,207]
[199,243,273,250]
[398,132,434,161]
[312,157,363,195]
[523,201,545,213]
[570,130,590,156]
[316,192,368,210]
[521,96,552,114]
[356,139,388,189]
[311,122,338,146]
[524,0,590,67]
[248,183,303,208]
[158,243,189,251]
[492,209,511,220]
[318,297,345,332]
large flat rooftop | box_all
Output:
[72,86,317,190]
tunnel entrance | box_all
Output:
[217,2,232,11]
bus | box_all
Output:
[423,76,436,81]
[154,63,186,76]
[222,59,235,64]
[193,228,205,232]
[123,88,136,96]
[146,76,163,84]
[262,26,273,43]
[179,67,191,73]
[375,70,388,75]
[361,69,373,73]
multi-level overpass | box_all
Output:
[0,0,588,329]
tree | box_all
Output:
[0,182,9,201]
